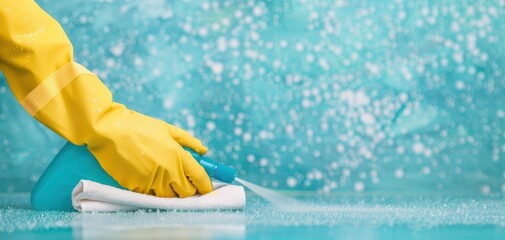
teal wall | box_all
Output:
[1,0,504,194]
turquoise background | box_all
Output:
[1,0,504,195]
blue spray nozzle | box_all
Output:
[185,148,236,184]
[31,142,236,211]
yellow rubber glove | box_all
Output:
[0,0,212,198]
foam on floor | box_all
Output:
[2,193,505,239]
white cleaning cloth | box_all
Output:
[72,180,245,212]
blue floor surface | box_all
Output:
[1,191,505,239]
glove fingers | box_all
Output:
[152,168,196,198]
[170,180,197,198]
[150,167,179,198]
[166,124,208,155]
[181,150,213,195]
[153,184,178,198]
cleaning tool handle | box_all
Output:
[185,148,236,184]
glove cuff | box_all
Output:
[21,62,94,116]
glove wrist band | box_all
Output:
[20,62,94,116]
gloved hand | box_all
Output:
[86,100,213,197]
[0,0,212,197]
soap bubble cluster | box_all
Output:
[0,0,504,194]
